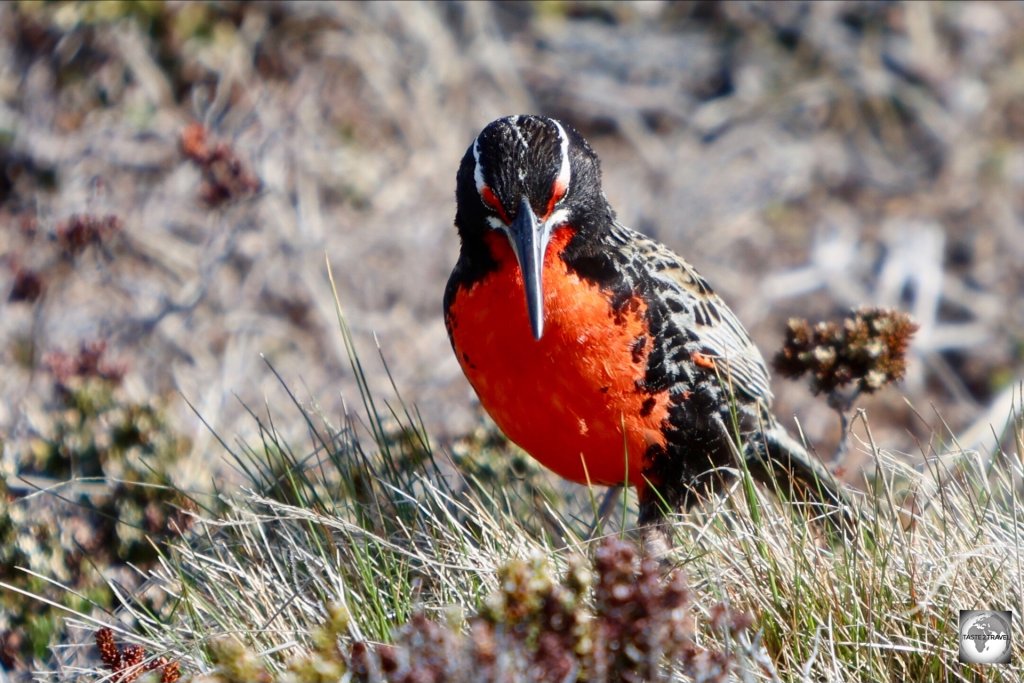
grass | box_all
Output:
[6,277,1020,683]
[2,3,1023,681]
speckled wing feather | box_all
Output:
[608,222,774,405]
[607,226,858,534]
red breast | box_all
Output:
[447,226,670,491]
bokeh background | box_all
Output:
[3,0,1024,522]
[3,1,1024,675]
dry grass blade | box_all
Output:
[20,320,1018,681]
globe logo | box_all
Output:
[959,610,1012,664]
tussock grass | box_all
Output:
[21,299,1024,682]
[678,438,1023,681]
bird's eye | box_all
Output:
[480,185,510,223]
[543,179,568,220]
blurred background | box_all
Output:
[2,1,1024,674]
[3,0,1024,513]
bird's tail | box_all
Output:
[744,422,863,537]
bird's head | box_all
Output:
[455,115,608,340]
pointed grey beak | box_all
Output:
[506,196,551,340]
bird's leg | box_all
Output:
[588,485,623,538]
[640,523,673,560]
[636,488,676,560]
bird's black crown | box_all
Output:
[455,115,608,240]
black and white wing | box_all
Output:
[609,222,774,405]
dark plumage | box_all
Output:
[445,115,857,539]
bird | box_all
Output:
[443,115,857,542]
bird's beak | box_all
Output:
[506,196,551,340]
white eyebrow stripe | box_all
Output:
[472,136,487,196]
[551,119,571,191]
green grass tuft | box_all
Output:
[5,292,1023,682]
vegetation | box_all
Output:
[1,341,193,669]
[22,290,1018,682]
[774,307,919,397]
[2,2,1023,682]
